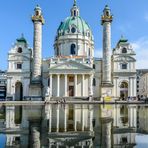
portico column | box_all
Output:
[75,75,77,96]
[89,74,93,96]
[50,74,52,96]
[89,105,93,131]
[56,105,59,132]
[82,105,85,131]
[129,77,133,97]
[64,106,67,132]
[49,105,52,132]
[65,74,68,97]
[82,74,85,96]
[57,74,60,97]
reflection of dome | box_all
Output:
[56,16,93,40]
[54,1,94,57]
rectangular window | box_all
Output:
[122,64,127,69]
[93,64,96,69]
[17,63,22,69]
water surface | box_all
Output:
[0,104,148,148]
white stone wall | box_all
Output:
[94,59,102,98]
[54,35,94,58]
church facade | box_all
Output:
[6,1,137,101]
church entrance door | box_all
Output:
[120,82,128,100]
[69,86,74,96]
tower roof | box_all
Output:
[16,34,27,44]
[118,35,128,44]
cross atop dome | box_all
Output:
[73,0,77,6]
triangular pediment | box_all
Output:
[50,60,93,70]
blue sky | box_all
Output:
[0,0,148,70]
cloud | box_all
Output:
[144,13,148,22]
[131,37,148,69]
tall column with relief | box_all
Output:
[101,5,113,98]
[32,5,44,82]
[29,5,45,99]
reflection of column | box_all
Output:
[30,121,41,148]
[64,106,67,132]
[128,106,133,127]
[116,106,120,127]
[6,106,15,128]
[82,105,85,131]
[101,118,113,148]
[89,105,93,131]
[133,106,137,127]
[75,75,77,96]
[57,74,60,97]
[82,75,85,96]
[49,105,52,132]
[65,74,68,97]
[56,105,59,132]
[74,105,77,131]
[50,74,52,96]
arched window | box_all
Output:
[57,48,59,56]
[120,82,128,88]
[106,11,109,17]
[74,10,76,17]
[71,27,76,33]
[122,48,127,53]
[93,78,96,86]
[36,10,39,16]
[70,44,76,55]
[17,47,22,53]
[88,48,91,57]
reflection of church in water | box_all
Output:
[3,104,140,147]
[6,0,137,101]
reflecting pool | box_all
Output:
[0,104,148,148]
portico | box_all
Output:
[49,73,93,97]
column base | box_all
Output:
[101,82,114,87]
[101,83,114,98]
[29,82,42,100]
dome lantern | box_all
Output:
[71,0,79,17]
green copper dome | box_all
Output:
[57,16,93,39]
